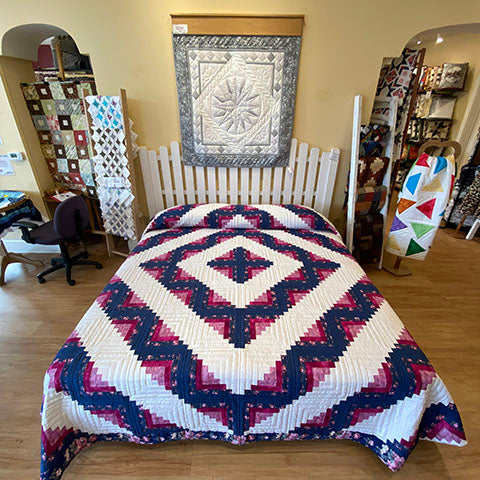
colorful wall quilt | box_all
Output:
[173,35,301,167]
[22,80,97,195]
[40,204,465,479]
[376,49,420,147]
[85,95,138,240]
[386,154,455,260]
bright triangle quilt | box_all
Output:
[40,204,465,479]
[386,154,456,260]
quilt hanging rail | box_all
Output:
[84,89,141,244]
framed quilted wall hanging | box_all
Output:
[171,15,303,167]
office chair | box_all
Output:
[13,195,102,286]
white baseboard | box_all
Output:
[3,240,60,254]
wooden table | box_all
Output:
[0,191,44,285]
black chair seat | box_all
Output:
[29,221,62,245]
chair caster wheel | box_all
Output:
[67,279,76,286]
[37,277,46,284]
[96,263,103,270]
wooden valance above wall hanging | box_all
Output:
[171,14,304,168]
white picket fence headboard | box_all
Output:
[138,139,340,220]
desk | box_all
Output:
[0,190,44,285]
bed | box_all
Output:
[40,204,466,479]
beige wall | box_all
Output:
[422,32,480,144]
[0,76,41,206]
[0,57,51,216]
[1,0,480,224]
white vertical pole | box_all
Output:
[346,95,362,252]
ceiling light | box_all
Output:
[416,38,422,45]
[436,34,444,44]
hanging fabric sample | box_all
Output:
[445,127,480,227]
[345,155,389,265]
[459,173,480,218]
[173,35,301,167]
[376,49,420,140]
[85,95,138,241]
[21,80,97,195]
[385,153,455,260]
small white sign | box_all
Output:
[173,23,188,34]
[0,154,14,175]
[104,176,126,188]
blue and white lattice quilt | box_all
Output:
[41,204,466,478]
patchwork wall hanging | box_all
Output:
[385,153,455,260]
[437,63,469,91]
[376,49,420,145]
[85,92,140,242]
[173,34,301,167]
[21,80,97,196]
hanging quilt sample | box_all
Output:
[376,49,420,141]
[459,173,480,218]
[173,35,301,167]
[21,80,97,195]
[39,204,466,479]
[85,95,139,240]
[385,153,455,260]
[445,127,480,227]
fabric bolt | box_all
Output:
[386,153,455,260]
[21,80,97,193]
[39,204,465,480]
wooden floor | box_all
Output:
[0,229,479,480]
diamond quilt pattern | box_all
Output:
[40,205,466,479]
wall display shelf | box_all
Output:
[399,62,469,190]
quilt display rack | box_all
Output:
[84,89,142,256]
[347,95,398,269]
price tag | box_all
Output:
[173,24,188,34]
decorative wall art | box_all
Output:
[428,95,456,119]
[85,94,139,241]
[22,80,97,195]
[376,48,420,145]
[438,63,469,91]
[173,35,301,167]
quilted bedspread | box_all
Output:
[41,204,466,478]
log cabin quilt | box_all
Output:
[41,204,466,479]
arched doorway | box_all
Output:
[0,23,97,216]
